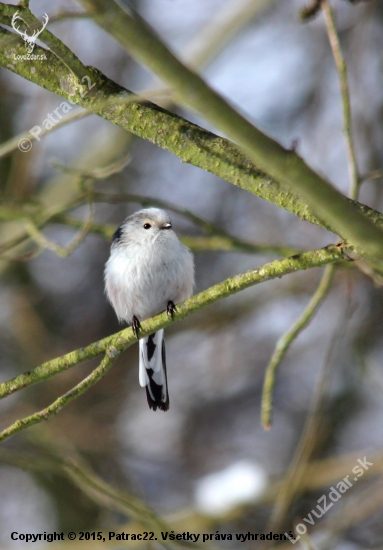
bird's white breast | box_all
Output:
[104,236,194,323]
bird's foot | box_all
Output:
[166,300,177,320]
[132,315,141,338]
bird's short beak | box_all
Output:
[161,223,172,230]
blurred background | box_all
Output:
[1,0,383,548]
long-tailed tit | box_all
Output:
[104,208,194,411]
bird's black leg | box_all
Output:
[166,300,177,320]
[132,315,141,338]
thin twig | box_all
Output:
[0,347,119,444]
[361,169,383,182]
[23,180,95,259]
[0,194,88,257]
[322,1,360,199]
[50,153,131,179]
[261,263,335,429]
[23,197,94,258]
[0,109,90,160]
[48,11,89,24]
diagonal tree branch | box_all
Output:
[0,349,119,444]
[0,244,345,405]
[0,2,90,81]
[75,0,383,272]
[1,11,383,250]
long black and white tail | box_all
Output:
[139,329,169,411]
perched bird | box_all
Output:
[104,208,194,411]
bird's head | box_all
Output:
[112,207,175,247]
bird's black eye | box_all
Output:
[143,222,151,229]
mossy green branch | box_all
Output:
[77,0,383,271]
[0,244,345,404]
[1,17,383,242]
[0,2,90,81]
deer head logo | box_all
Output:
[11,11,48,54]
